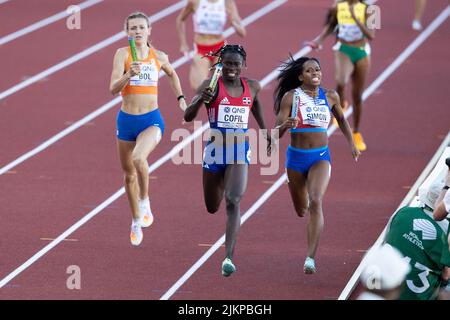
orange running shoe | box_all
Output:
[130,221,143,246]
[353,132,367,152]
[139,198,154,228]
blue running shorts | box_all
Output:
[116,108,165,142]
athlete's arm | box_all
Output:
[226,0,246,37]
[158,50,187,112]
[184,79,211,122]
[248,79,271,154]
[248,80,266,130]
[328,89,360,161]
[274,91,297,139]
[176,0,196,55]
[308,5,337,49]
[109,48,138,95]
[349,3,375,40]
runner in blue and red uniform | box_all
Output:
[273,56,360,274]
[184,44,271,277]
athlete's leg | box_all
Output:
[117,139,140,220]
[334,50,354,108]
[305,161,331,260]
[223,164,248,260]
[351,55,370,133]
[203,169,225,214]
[189,54,212,91]
[413,0,427,30]
[286,168,309,217]
[133,126,162,201]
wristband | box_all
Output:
[177,95,185,101]
[443,186,450,191]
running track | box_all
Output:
[0,0,449,299]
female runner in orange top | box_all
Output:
[110,12,187,246]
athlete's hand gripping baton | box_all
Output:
[128,36,138,61]
[204,63,223,104]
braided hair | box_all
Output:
[273,55,321,115]
[206,44,247,67]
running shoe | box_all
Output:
[412,20,423,31]
[130,221,143,246]
[221,258,236,277]
[303,257,316,274]
[139,198,154,228]
[353,132,367,152]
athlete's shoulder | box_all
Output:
[116,46,129,55]
[114,47,129,61]
[244,78,261,91]
[324,88,339,104]
[282,89,296,102]
[190,0,200,10]
[324,88,338,97]
[153,48,169,63]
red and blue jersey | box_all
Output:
[207,77,253,133]
[290,86,331,133]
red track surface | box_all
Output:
[0,0,448,300]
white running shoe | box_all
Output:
[221,258,236,277]
[303,257,316,274]
[412,20,423,31]
[130,220,143,246]
[139,198,154,228]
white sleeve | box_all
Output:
[444,189,450,213]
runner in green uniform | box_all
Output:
[385,184,450,300]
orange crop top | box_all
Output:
[121,46,161,96]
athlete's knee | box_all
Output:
[225,192,242,212]
[352,92,363,106]
[124,172,137,185]
[294,205,308,218]
[132,155,147,170]
[206,202,220,214]
[308,195,323,214]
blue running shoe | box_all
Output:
[221,258,236,277]
[303,257,316,274]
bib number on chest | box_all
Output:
[300,103,330,128]
[217,105,250,129]
[129,61,158,87]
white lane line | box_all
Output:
[0,0,103,46]
[0,0,186,102]
[0,123,207,289]
[0,0,287,176]
[338,132,450,300]
[160,5,450,300]
[0,0,287,289]
[0,0,11,4]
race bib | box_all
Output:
[195,6,226,34]
[217,105,250,129]
[297,91,330,128]
[129,61,158,87]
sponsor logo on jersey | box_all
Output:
[220,97,230,104]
